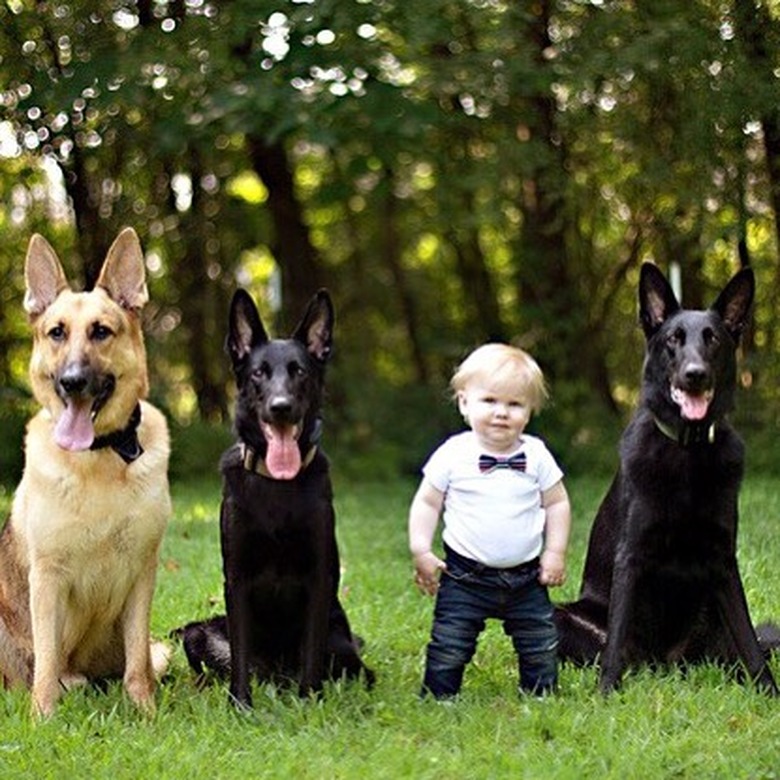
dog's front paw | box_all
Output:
[32,682,60,719]
[150,640,172,679]
[124,671,157,715]
[59,672,88,691]
[228,688,253,712]
[32,671,89,718]
[362,665,377,689]
[598,668,623,696]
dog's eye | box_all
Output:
[666,329,684,349]
[47,324,66,342]
[702,328,718,347]
[289,363,307,378]
[253,362,272,380]
[90,323,114,341]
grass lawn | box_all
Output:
[0,472,778,779]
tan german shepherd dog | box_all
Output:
[0,228,172,717]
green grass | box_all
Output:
[1,474,779,779]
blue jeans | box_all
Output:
[421,545,558,699]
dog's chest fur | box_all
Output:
[10,401,170,601]
[220,451,333,584]
[618,412,741,559]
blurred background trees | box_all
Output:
[2,0,780,482]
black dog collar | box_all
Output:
[653,414,716,446]
[239,418,322,479]
[90,403,144,463]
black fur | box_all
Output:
[178,289,374,708]
[555,263,778,695]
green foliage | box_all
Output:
[0,397,28,487]
[539,383,625,479]
[3,0,780,471]
[326,376,458,479]
[2,1,780,763]
[0,475,779,778]
[167,421,235,484]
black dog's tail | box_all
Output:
[170,612,376,688]
[170,616,232,678]
[756,622,780,656]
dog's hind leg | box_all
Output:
[0,532,35,690]
[151,640,172,679]
[326,604,376,688]
[59,672,88,691]
[0,620,33,690]
[756,622,780,657]
[715,569,778,695]
[554,603,607,666]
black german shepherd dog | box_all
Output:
[555,263,778,695]
[177,289,374,708]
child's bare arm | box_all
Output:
[408,479,446,595]
[539,480,571,587]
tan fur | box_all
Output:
[0,228,171,717]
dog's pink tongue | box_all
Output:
[54,400,95,451]
[679,392,709,421]
[265,426,301,479]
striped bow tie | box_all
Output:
[478,452,527,473]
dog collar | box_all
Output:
[653,415,716,446]
[90,403,144,463]
[240,442,318,479]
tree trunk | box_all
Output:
[381,173,430,385]
[733,0,780,295]
[445,188,506,343]
[246,136,324,329]
[511,0,617,414]
[65,144,106,288]
[177,155,230,422]
[514,2,580,378]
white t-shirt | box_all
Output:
[422,430,564,568]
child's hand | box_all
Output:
[413,551,446,596]
[539,549,566,587]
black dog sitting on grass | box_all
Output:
[555,263,778,695]
[177,289,374,708]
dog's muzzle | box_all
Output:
[54,366,116,451]
[56,366,115,406]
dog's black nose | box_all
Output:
[684,364,708,388]
[58,368,89,396]
[269,397,293,417]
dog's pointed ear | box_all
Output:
[95,227,149,312]
[639,262,680,338]
[712,267,754,342]
[293,289,334,363]
[23,234,71,318]
[227,289,268,367]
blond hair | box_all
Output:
[450,343,549,414]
